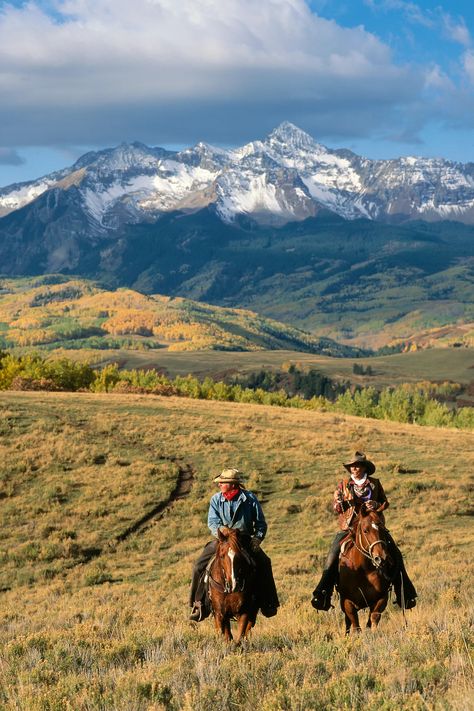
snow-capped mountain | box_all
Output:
[2,122,474,232]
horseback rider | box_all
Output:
[311,452,417,611]
[189,467,280,621]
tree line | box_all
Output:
[0,351,473,430]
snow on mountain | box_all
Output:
[0,166,74,218]
[82,160,219,226]
[216,166,316,225]
[0,180,54,217]
[2,122,474,228]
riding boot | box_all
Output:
[189,540,216,621]
[311,566,337,611]
[311,531,346,611]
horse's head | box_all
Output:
[216,527,248,593]
[357,504,392,570]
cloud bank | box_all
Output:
[0,0,471,150]
[0,147,25,166]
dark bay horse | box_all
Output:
[338,503,394,633]
[207,527,258,643]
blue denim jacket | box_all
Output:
[208,489,267,540]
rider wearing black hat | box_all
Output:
[311,452,417,612]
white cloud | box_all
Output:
[364,0,435,29]
[463,50,474,84]
[442,14,471,47]
[0,0,422,146]
[424,64,454,92]
[0,0,400,102]
[365,0,471,48]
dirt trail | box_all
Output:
[114,460,194,543]
[72,458,195,568]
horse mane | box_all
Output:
[218,528,244,555]
[357,503,386,525]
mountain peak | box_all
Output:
[268,121,314,141]
[266,122,325,154]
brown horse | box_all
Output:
[207,527,258,643]
[338,503,394,633]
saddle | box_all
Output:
[339,531,354,558]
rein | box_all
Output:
[353,517,388,569]
[209,537,250,594]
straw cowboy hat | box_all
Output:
[343,452,376,476]
[213,468,244,484]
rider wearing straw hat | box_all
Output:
[311,452,417,612]
[189,467,279,621]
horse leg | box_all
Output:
[367,596,388,630]
[234,613,250,645]
[214,612,233,641]
[342,598,361,634]
[222,615,232,642]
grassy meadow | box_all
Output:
[0,390,473,710]
[77,346,474,386]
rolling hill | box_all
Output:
[0,390,472,709]
[0,275,363,357]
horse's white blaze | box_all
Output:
[228,549,236,591]
[371,523,379,530]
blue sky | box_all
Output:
[0,0,473,186]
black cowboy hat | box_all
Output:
[343,452,376,476]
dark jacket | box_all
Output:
[333,476,389,530]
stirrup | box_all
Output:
[189,602,203,622]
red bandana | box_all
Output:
[222,487,240,501]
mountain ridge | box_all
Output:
[2,122,474,228]
[1,124,474,348]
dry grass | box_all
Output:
[55,346,474,386]
[0,391,473,710]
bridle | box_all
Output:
[353,515,388,570]
[208,537,249,594]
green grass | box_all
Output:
[0,391,472,709]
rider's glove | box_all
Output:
[250,537,261,552]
